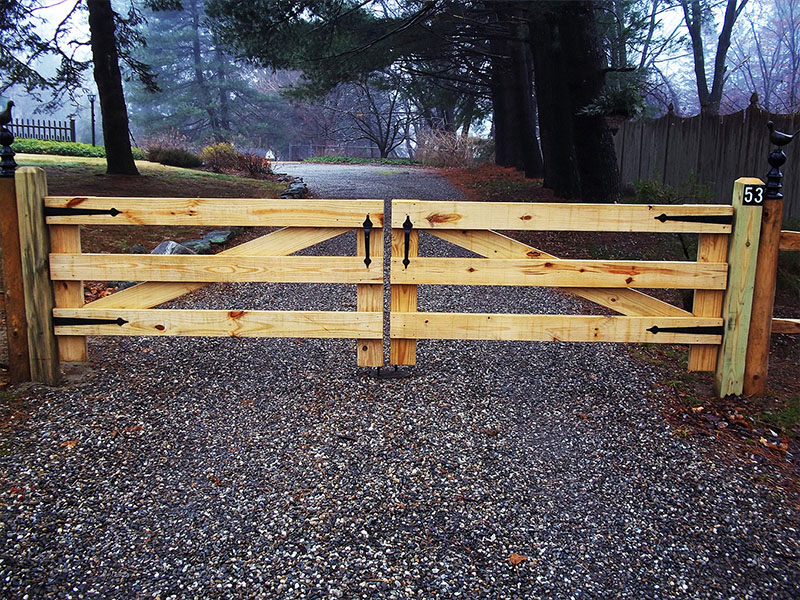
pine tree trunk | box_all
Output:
[490,3,543,179]
[557,1,620,203]
[87,0,138,175]
[529,12,580,198]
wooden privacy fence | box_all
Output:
[389,179,766,397]
[2,168,794,398]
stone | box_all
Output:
[182,239,213,254]
[130,244,147,254]
[151,240,196,255]
[202,230,234,244]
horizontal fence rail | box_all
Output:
[53,309,383,339]
[392,200,733,233]
[779,230,800,251]
[50,254,383,283]
[391,313,723,344]
[45,197,385,227]
[389,257,727,289]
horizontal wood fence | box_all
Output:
[10,118,76,142]
[3,168,795,398]
[3,168,384,384]
[390,181,764,397]
[615,101,800,219]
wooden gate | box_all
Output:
[8,168,384,384]
[390,178,765,397]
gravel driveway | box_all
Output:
[1,164,798,599]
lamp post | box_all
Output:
[88,93,96,146]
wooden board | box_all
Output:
[85,226,350,309]
[45,197,384,227]
[49,225,88,362]
[0,176,31,382]
[714,178,763,397]
[15,168,59,384]
[391,312,722,344]
[390,229,418,365]
[772,318,800,334]
[51,254,382,284]
[357,226,384,367]
[429,229,691,317]
[390,257,727,290]
[53,308,382,339]
[779,230,800,251]
[392,200,733,233]
[689,233,728,371]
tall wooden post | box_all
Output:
[0,99,32,382]
[743,146,788,395]
[714,178,764,397]
[15,168,60,384]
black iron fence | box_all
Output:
[10,118,76,142]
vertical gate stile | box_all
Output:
[15,167,60,384]
[50,224,88,362]
[390,218,418,365]
[357,216,383,367]
[688,233,728,371]
[714,177,764,397]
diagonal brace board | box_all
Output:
[427,229,691,317]
[83,227,351,309]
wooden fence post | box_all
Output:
[714,177,764,397]
[743,146,788,395]
[15,167,60,384]
[0,175,32,382]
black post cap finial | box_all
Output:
[0,100,17,177]
[766,121,798,201]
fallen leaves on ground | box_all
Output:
[509,553,528,565]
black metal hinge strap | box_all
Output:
[363,214,373,268]
[402,215,413,268]
[647,325,724,336]
[53,317,128,327]
[45,206,121,217]
[654,213,732,225]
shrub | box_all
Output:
[415,130,490,168]
[237,152,272,177]
[146,145,203,168]
[11,137,145,160]
[200,142,238,172]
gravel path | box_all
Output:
[1,165,798,599]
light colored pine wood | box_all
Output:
[356,225,384,367]
[772,318,800,334]
[86,226,350,309]
[45,197,384,227]
[391,312,722,344]
[15,168,59,384]
[390,257,727,289]
[52,308,382,339]
[689,233,728,371]
[714,178,764,397]
[49,225,87,362]
[744,196,785,394]
[392,200,733,233]
[390,228,418,365]
[51,254,382,284]
[429,229,691,317]
[0,175,31,382]
[779,230,800,251]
